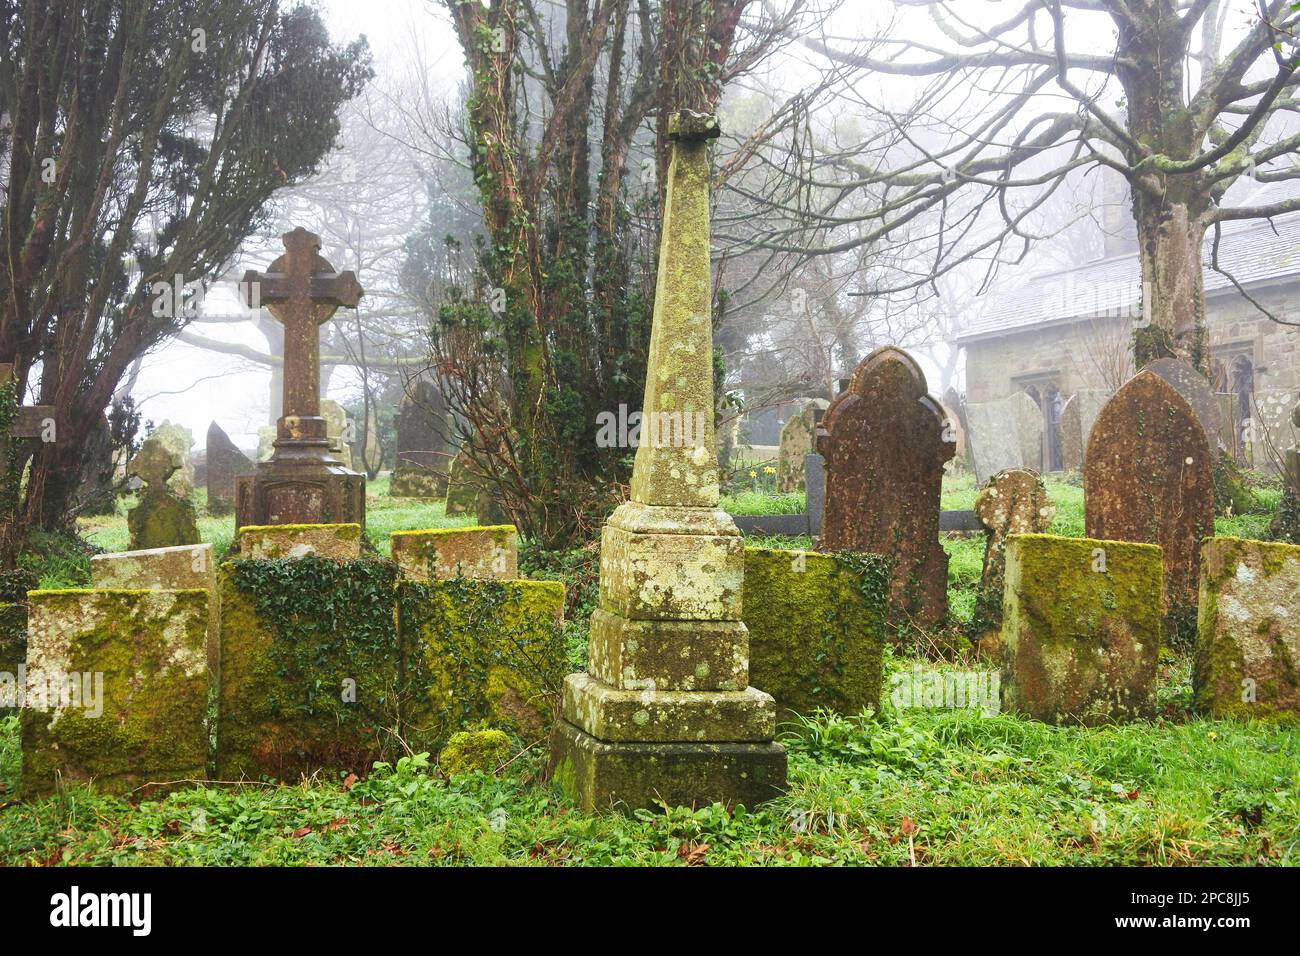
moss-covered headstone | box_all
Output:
[817,346,956,628]
[1000,534,1162,725]
[126,438,200,550]
[1084,369,1214,644]
[402,578,565,752]
[742,548,888,719]
[21,589,211,798]
[549,112,786,812]
[237,522,362,561]
[1195,537,1300,720]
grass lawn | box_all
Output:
[2,467,1296,866]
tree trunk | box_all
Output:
[1133,194,1210,372]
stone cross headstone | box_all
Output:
[1058,389,1110,472]
[235,228,366,531]
[817,346,956,628]
[776,398,828,493]
[972,468,1055,642]
[206,421,254,516]
[550,111,786,812]
[1084,369,1215,637]
[127,437,200,549]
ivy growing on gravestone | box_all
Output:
[229,555,403,733]
[398,576,567,750]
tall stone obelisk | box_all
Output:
[550,111,787,811]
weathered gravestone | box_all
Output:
[127,438,201,550]
[817,345,956,628]
[91,542,219,674]
[972,469,1055,643]
[776,398,828,493]
[206,421,254,515]
[966,391,1042,485]
[390,379,453,498]
[549,112,786,812]
[320,400,353,468]
[942,386,970,468]
[1273,398,1300,543]
[1084,369,1215,640]
[236,228,366,532]
[215,524,565,780]
[391,525,517,581]
[238,522,363,561]
[21,588,211,797]
[1195,537,1300,720]
[1058,389,1110,472]
[742,548,888,719]
[1000,534,1163,724]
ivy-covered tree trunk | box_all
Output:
[440,0,752,549]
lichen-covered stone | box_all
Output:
[21,589,210,798]
[550,113,785,811]
[776,399,828,493]
[587,610,748,692]
[403,578,566,753]
[1194,537,1300,721]
[973,469,1055,640]
[215,558,403,781]
[91,544,219,674]
[390,525,518,581]
[550,719,787,813]
[599,503,743,621]
[389,469,449,499]
[238,522,362,561]
[562,673,775,742]
[149,420,196,497]
[741,547,888,719]
[444,451,481,516]
[817,346,956,627]
[1000,534,1162,725]
[438,729,511,776]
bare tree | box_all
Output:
[741,0,1300,372]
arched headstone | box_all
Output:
[1084,369,1215,635]
[817,346,956,627]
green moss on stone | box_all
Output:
[438,729,511,776]
[1001,534,1163,725]
[402,579,565,754]
[742,547,888,719]
[1194,536,1300,722]
[21,589,210,798]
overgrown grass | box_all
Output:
[1,708,1294,866]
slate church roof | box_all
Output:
[957,182,1300,345]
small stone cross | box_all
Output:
[129,439,182,495]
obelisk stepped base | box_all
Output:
[551,720,788,813]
